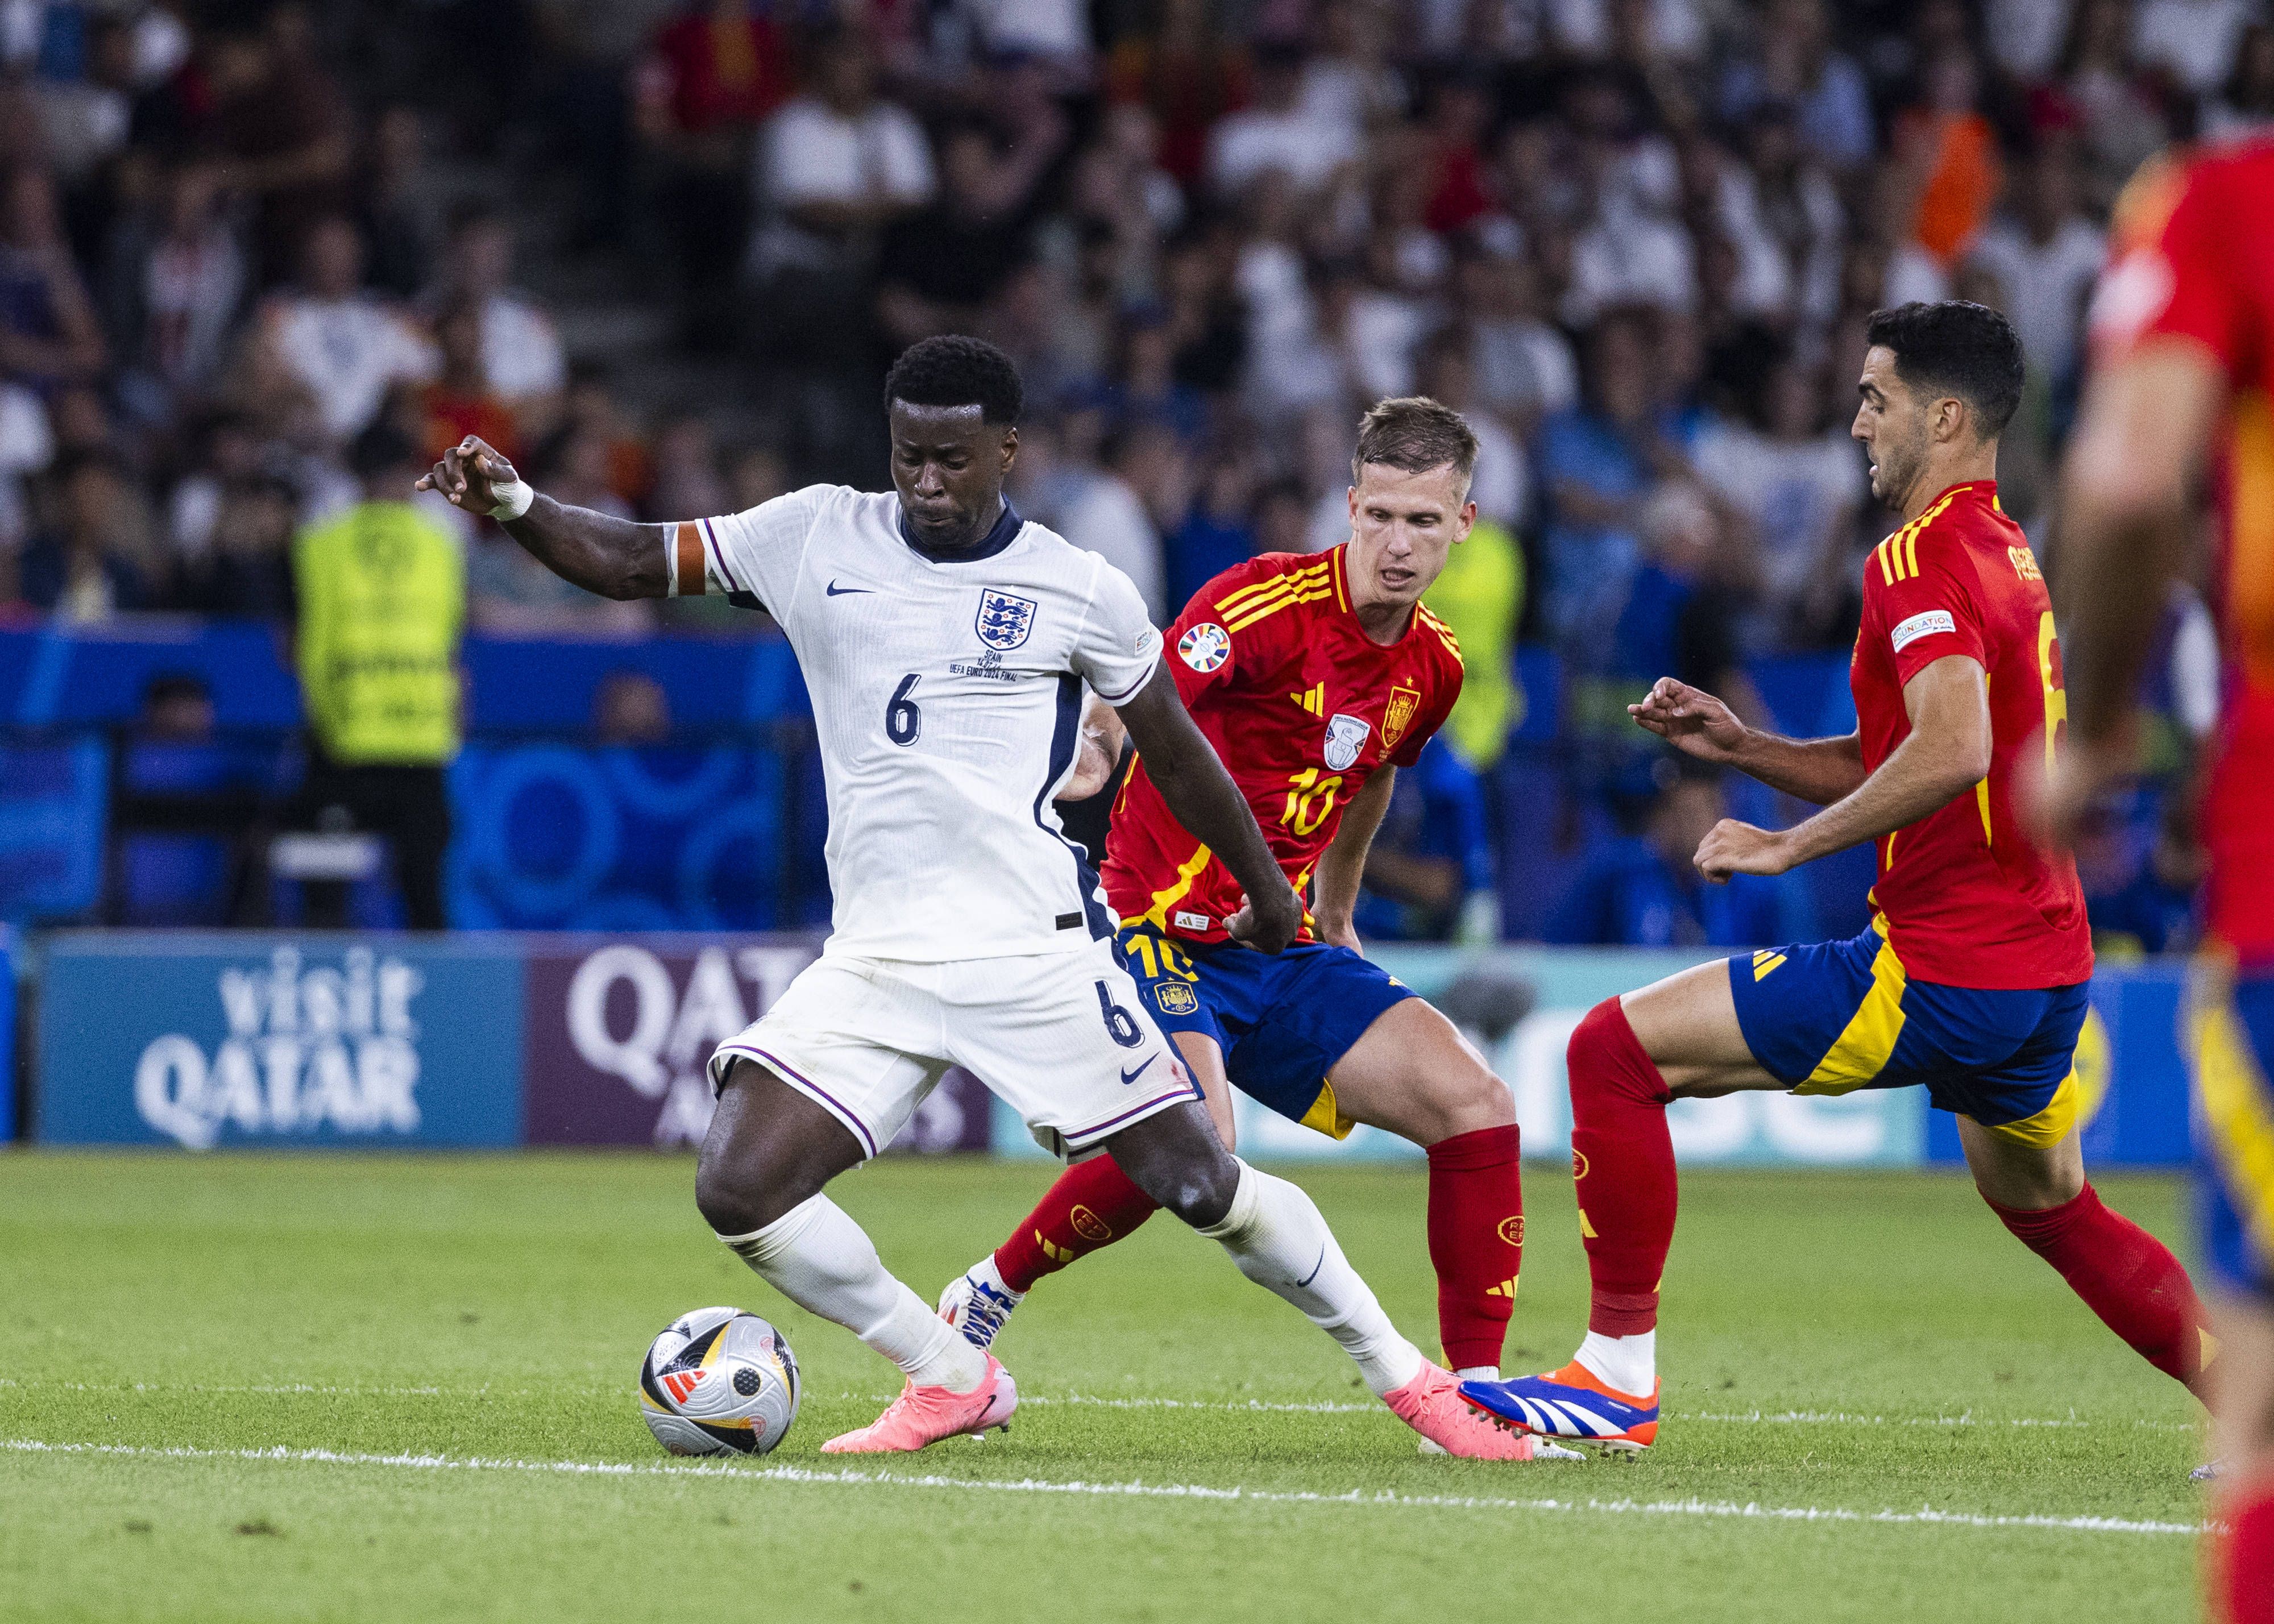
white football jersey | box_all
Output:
[683,486,1163,961]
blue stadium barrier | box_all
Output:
[0,924,14,1138]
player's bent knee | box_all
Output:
[693,1152,767,1238]
[1568,997,1665,1105]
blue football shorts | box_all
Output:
[1113,921,1414,1139]
[1729,917,2089,1145]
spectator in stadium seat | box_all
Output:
[647,413,731,528]
[1418,329,1528,533]
[0,165,109,393]
[1543,759,1781,948]
[196,12,351,287]
[419,301,518,467]
[1354,736,1497,944]
[1163,451,1261,611]
[1607,481,1760,710]
[1690,351,1862,651]
[103,160,245,422]
[1533,306,1684,644]
[261,216,436,446]
[18,454,155,619]
[876,122,1045,351]
[291,420,462,931]
[175,470,298,620]
[425,205,567,438]
[747,27,932,321]
[1205,40,1359,199]
[594,669,673,746]
[1967,142,2105,408]
[1103,0,1248,186]
[1717,0,1875,172]
[1455,244,1578,438]
[2045,0,2174,212]
[358,106,442,302]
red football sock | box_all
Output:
[1425,1124,1524,1370]
[991,1152,1161,1294]
[1986,1184,2212,1395]
[2214,1478,2274,1624]
[1567,997,1677,1338]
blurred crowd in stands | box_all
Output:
[0,0,2250,947]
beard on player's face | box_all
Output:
[1866,415,1925,508]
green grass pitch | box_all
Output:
[0,1150,2209,1622]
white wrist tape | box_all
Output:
[488,478,534,521]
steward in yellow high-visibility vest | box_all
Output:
[290,421,463,929]
[294,485,464,764]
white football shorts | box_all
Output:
[707,941,1197,1160]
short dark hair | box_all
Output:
[883,336,1023,425]
[1864,301,2025,439]
[1350,396,1479,493]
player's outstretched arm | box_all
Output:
[1629,676,1865,805]
[1111,660,1302,953]
[1695,654,1990,883]
[2040,345,2225,843]
[1309,767,1395,952]
[417,436,667,601]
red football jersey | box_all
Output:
[1103,546,1463,945]
[1852,480,2094,988]
[2092,137,2274,963]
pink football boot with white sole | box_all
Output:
[1384,1363,1581,1461]
[821,1354,1018,1453]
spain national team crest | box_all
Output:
[974,588,1037,651]
[1381,684,1422,754]
[1323,713,1371,771]
[1155,981,1198,1016]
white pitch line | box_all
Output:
[0,1380,2202,1433]
[0,1439,2201,1539]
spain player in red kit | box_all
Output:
[935,400,1553,1422]
[2048,138,2274,1624]
[1464,301,2211,1452]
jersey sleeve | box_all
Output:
[1868,530,1986,687]
[1072,555,1165,704]
[1157,560,1285,707]
[2093,154,2255,377]
[689,484,830,618]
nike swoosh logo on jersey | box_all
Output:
[1119,1056,1156,1086]
[826,580,872,596]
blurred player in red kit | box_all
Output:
[2045,138,2274,1624]
[1463,301,2211,1454]
[936,398,1554,1419]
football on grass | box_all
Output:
[638,1307,800,1456]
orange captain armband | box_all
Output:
[667,520,707,597]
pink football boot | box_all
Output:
[821,1355,1018,1453]
[1384,1363,1579,1461]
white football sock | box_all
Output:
[1196,1162,1426,1398]
[1454,1367,1500,1382]
[1574,1329,1655,1396]
[970,1253,1023,1302]
[719,1194,986,1394]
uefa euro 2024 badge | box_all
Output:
[1178,622,1230,673]
[1324,714,1371,771]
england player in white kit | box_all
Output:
[418,337,1551,1460]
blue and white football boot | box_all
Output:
[1460,1362,1660,1453]
[937,1260,1025,1352]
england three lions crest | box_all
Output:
[974,588,1038,651]
[1324,713,1371,771]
